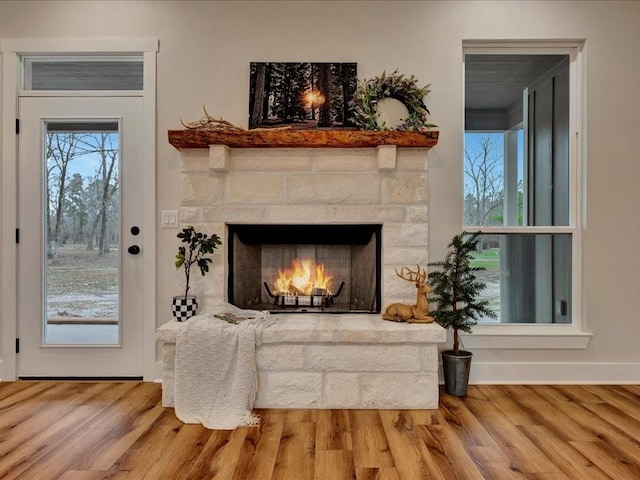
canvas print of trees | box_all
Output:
[249,62,357,129]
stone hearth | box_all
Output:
[157,314,445,409]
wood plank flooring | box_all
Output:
[1,382,639,479]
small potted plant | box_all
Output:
[428,231,496,396]
[173,225,222,321]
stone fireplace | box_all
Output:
[173,130,438,309]
[157,129,446,409]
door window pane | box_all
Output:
[45,121,120,344]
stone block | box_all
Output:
[287,174,380,204]
[257,344,305,370]
[225,173,285,204]
[324,373,361,408]
[382,268,416,305]
[178,206,201,223]
[305,344,421,372]
[407,205,429,223]
[396,149,428,171]
[261,315,336,344]
[191,263,224,298]
[232,149,313,171]
[265,205,332,223]
[197,293,225,310]
[202,206,266,223]
[383,222,428,247]
[372,319,445,344]
[421,345,441,372]
[155,319,179,343]
[376,145,397,171]
[180,173,223,206]
[384,246,429,266]
[209,145,230,172]
[330,206,405,223]
[333,317,380,343]
[255,371,322,408]
[383,172,428,204]
[180,149,209,172]
[162,344,175,407]
[360,373,439,409]
[316,149,375,172]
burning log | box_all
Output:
[264,281,345,309]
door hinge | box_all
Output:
[15,338,19,354]
[15,118,19,135]
[15,228,20,244]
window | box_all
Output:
[22,56,143,91]
[464,45,582,327]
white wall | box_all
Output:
[1,0,639,382]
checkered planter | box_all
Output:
[172,295,198,321]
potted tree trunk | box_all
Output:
[428,231,496,396]
[173,225,222,321]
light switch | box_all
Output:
[161,210,179,228]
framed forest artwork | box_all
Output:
[249,62,357,129]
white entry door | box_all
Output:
[17,95,143,377]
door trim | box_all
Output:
[1,38,158,381]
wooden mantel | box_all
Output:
[168,128,439,150]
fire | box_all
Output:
[275,258,332,296]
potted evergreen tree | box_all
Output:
[428,231,496,396]
[173,225,222,321]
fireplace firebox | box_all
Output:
[228,224,382,313]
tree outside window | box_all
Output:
[464,132,524,228]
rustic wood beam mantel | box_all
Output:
[168,129,439,150]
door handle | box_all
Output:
[128,245,141,255]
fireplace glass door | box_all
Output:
[228,224,381,313]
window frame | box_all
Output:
[461,41,590,349]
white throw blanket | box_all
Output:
[174,304,274,430]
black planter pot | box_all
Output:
[172,295,198,321]
[441,350,473,397]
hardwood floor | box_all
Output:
[1,382,639,479]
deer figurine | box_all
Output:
[382,265,434,323]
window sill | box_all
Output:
[460,325,592,350]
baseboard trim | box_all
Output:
[19,376,144,381]
[466,361,640,384]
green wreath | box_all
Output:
[351,70,436,131]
